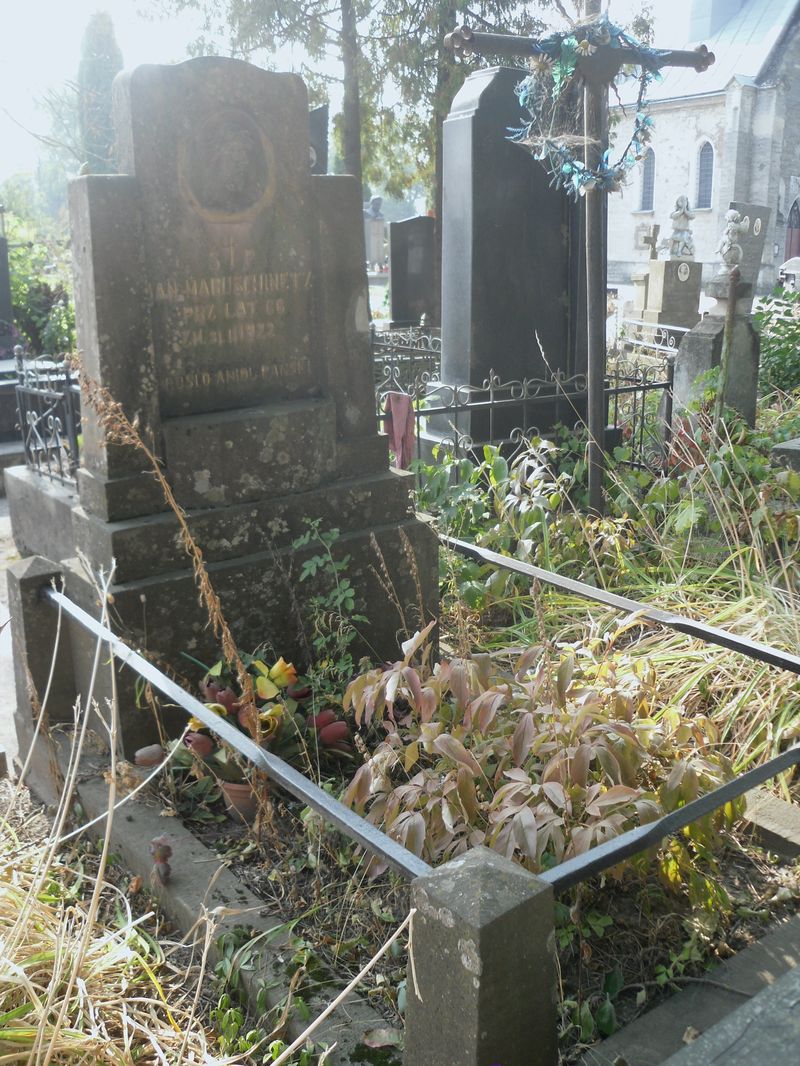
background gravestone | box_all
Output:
[389,215,435,326]
[437,66,587,442]
[674,201,770,426]
[6,57,438,755]
[309,103,328,176]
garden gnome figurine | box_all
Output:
[662,195,695,259]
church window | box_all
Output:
[697,142,714,208]
[640,149,655,211]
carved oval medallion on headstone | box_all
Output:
[178,108,276,222]
[677,262,690,282]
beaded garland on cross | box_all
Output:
[511,14,669,199]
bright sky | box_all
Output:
[0,0,692,185]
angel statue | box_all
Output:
[716,209,745,275]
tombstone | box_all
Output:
[436,66,586,443]
[5,57,438,755]
[674,201,770,425]
[309,103,328,176]
[389,215,435,325]
[364,196,386,270]
[642,197,702,331]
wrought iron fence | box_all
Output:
[372,324,675,476]
[371,322,441,392]
[15,347,81,482]
[615,316,691,356]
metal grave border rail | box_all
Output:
[43,585,430,881]
[441,534,800,892]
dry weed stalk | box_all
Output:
[75,365,257,714]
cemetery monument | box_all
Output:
[6,57,438,757]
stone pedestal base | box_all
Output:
[6,464,438,754]
[674,314,760,426]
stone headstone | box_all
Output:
[389,215,435,325]
[309,103,328,176]
[674,201,770,426]
[642,259,702,331]
[438,66,586,441]
[6,57,438,755]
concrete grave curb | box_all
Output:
[63,744,398,1066]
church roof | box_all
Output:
[626,0,800,102]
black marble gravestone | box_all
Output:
[389,215,435,326]
[438,66,587,441]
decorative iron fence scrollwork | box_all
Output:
[15,348,81,483]
[372,327,675,477]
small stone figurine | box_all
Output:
[716,208,745,275]
[660,195,696,259]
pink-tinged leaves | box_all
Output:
[467,688,506,734]
[448,660,471,713]
[401,619,437,664]
[363,1028,403,1050]
[343,763,372,813]
[571,744,592,787]
[592,784,640,808]
[513,805,538,862]
[542,781,567,809]
[419,687,438,723]
[457,766,479,822]
[402,666,424,710]
[514,645,542,680]
[433,734,482,777]
[393,811,426,856]
[512,712,536,766]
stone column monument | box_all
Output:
[673,201,770,425]
[6,58,438,754]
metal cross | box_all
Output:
[444,10,715,513]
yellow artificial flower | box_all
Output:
[258,702,284,738]
[256,675,280,700]
[269,657,298,688]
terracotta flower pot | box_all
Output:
[220,780,259,823]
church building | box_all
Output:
[608,0,800,294]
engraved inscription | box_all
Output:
[169,358,312,391]
[152,265,312,348]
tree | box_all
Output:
[78,12,123,173]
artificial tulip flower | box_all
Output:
[269,657,298,688]
[184,732,215,758]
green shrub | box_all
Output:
[755,288,800,395]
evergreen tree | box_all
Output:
[77,12,123,173]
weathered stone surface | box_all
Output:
[69,175,162,519]
[405,846,557,1066]
[71,469,415,583]
[7,556,76,803]
[674,314,760,425]
[114,59,319,417]
[772,437,800,471]
[390,215,435,326]
[579,912,800,1066]
[744,789,800,857]
[642,259,702,330]
[5,466,78,561]
[7,56,439,755]
[661,961,800,1065]
[311,175,376,445]
[161,398,337,509]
